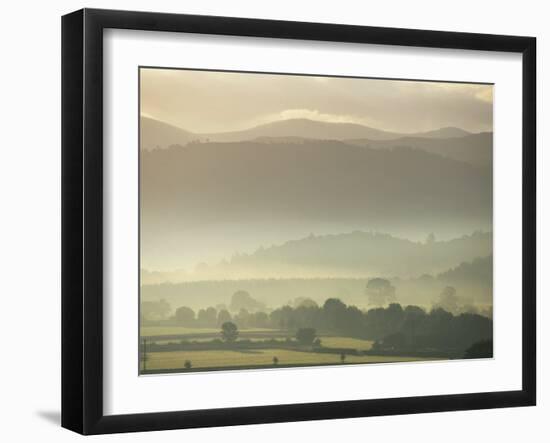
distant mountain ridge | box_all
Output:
[415,127,472,139]
[203,118,403,142]
[140,116,476,150]
[346,132,492,168]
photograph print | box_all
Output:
[139,68,493,375]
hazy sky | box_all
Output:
[140,68,493,134]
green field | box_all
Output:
[141,326,280,337]
[142,348,431,371]
[142,327,374,350]
[140,326,436,373]
[141,326,223,336]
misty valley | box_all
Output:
[140,231,493,373]
[139,69,493,374]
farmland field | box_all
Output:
[318,337,374,350]
[142,348,434,372]
[141,326,375,352]
[141,326,281,337]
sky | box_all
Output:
[140,67,493,134]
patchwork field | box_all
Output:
[141,326,283,338]
[142,348,431,372]
[140,326,448,373]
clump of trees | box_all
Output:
[463,339,493,359]
[147,282,492,357]
[295,327,317,346]
[221,321,239,343]
[141,299,171,322]
[269,298,492,355]
[170,290,271,329]
[432,286,479,316]
[370,305,492,354]
[162,295,491,356]
[365,278,397,306]
[175,306,195,325]
[230,290,266,312]
[197,307,217,327]
[173,305,273,330]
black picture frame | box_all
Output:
[62,8,536,435]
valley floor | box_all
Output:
[140,326,444,374]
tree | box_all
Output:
[184,360,192,369]
[221,321,239,343]
[293,297,318,308]
[364,303,404,340]
[230,290,265,312]
[198,306,217,327]
[340,353,346,363]
[401,305,427,346]
[272,356,279,365]
[270,305,295,330]
[234,308,251,329]
[251,311,269,328]
[322,298,348,331]
[295,327,316,346]
[464,340,493,359]
[217,309,232,326]
[365,278,397,306]
[141,299,171,322]
[433,286,460,315]
[175,306,195,325]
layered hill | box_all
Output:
[142,230,492,283]
[141,139,492,228]
[140,117,196,151]
[346,132,492,168]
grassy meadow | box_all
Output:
[142,349,431,372]
[139,325,443,373]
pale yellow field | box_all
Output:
[140,326,279,337]
[319,337,374,350]
[142,349,432,371]
[150,336,373,347]
[140,326,221,336]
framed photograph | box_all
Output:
[62,8,536,435]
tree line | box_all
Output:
[166,297,491,355]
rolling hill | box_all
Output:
[191,231,492,280]
[346,132,492,168]
[140,117,196,151]
[141,139,492,227]
[141,230,492,283]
